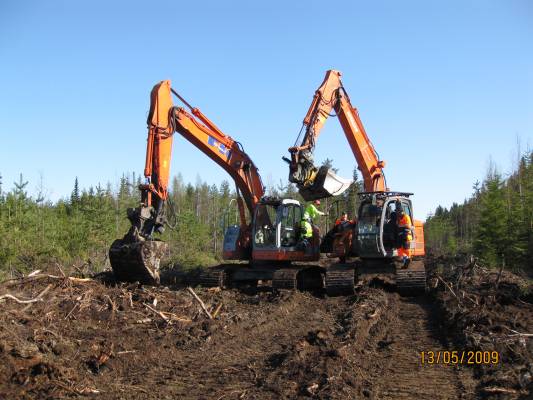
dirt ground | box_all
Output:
[0,259,531,399]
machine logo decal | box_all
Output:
[208,136,231,159]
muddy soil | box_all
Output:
[0,262,531,399]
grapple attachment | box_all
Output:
[299,166,353,201]
[109,239,167,285]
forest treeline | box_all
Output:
[0,150,531,278]
[0,172,237,276]
[425,150,533,273]
[0,166,362,278]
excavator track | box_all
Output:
[272,269,299,290]
[109,239,166,285]
[325,264,355,296]
[396,260,426,296]
[198,267,228,288]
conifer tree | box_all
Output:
[473,173,506,266]
[14,173,28,200]
[71,177,80,205]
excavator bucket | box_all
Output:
[299,166,353,201]
[109,239,167,285]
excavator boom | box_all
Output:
[144,80,264,218]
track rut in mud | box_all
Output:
[366,293,476,399]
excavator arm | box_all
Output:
[110,80,264,284]
[287,70,386,199]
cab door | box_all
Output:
[356,200,385,258]
[280,203,301,247]
[399,199,417,254]
[252,204,278,249]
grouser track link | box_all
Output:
[396,260,427,296]
[272,269,299,290]
[325,265,355,296]
[198,267,228,288]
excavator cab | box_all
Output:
[356,192,416,258]
[356,192,426,293]
[251,197,320,261]
[222,197,320,263]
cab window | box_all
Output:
[280,204,301,247]
[358,202,381,234]
[401,201,413,221]
[254,204,277,247]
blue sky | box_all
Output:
[1,0,532,219]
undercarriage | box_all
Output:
[196,257,426,296]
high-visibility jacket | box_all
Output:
[301,219,313,238]
[304,204,325,221]
[397,214,413,242]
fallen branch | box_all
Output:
[170,315,192,323]
[212,303,223,319]
[117,350,136,355]
[56,263,66,278]
[0,292,45,304]
[144,303,171,324]
[155,310,192,323]
[460,290,479,306]
[104,295,117,312]
[0,285,52,304]
[65,303,79,320]
[65,276,94,283]
[3,274,93,286]
[22,284,53,311]
[436,275,459,302]
[502,326,533,337]
[481,387,519,394]
[76,387,101,395]
[187,287,213,319]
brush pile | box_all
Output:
[428,255,533,398]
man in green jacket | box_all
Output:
[299,215,314,252]
[304,199,326,223]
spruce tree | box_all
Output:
[473,173,506,266]
[14,173,28,200]
[71,177,80,205]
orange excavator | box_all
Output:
[286,70,426,293]
[109,80,323,290]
